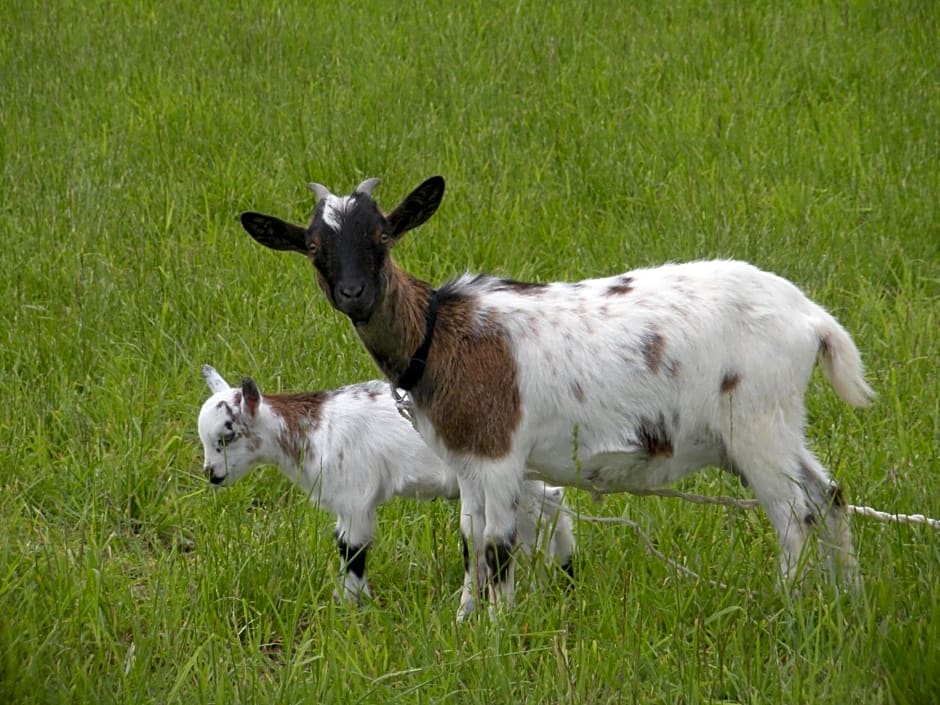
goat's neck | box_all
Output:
[354,261,433,383]
[258,410,296,470]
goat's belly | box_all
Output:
[527,438,722,493]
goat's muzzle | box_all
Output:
[205,465,225,485]
[332,281,376,324]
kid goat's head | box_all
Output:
[198,365,263,486]
[240,176,445,324]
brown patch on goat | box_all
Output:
[415,299,521,459]
[353,263,520,458]
[636,414,673,458]
[266,392,331,459]
[606,276,635,296]
[720,372,741,394]
[641,329,666,374]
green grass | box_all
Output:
[1,0,938,702]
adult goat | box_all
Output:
[240,176,872,618]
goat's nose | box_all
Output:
[337,282,365,301]
[204,465,222,484]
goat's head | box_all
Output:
[240,176,445,324]
[198,365,264,486]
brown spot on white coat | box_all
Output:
[720,372,741,394]
[571,381,586,403]
[641,329,666,374]
[266,391,331,459]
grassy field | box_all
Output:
[1,0,938,702]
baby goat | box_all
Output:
[240,176,873,619]
[197,365,575,603]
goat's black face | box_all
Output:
[240,176,446,324]
[308,194,390,323]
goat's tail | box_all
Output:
[815,314,875,408]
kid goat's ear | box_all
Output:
[241,377,261,417]
[202,365,231,394]
[385,176,445,239]
[240,212,308,254]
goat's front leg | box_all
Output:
[334,513,377,604]
[481,461,523,615]
[456,474,487,621]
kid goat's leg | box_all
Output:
[334,513,377,603]
[516,484,576,581]
[547,491,577,580]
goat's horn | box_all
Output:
[308,182,332,202]
[353,177,380,197]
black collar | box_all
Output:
[396,289,439,391]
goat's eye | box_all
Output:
[308,243,318,256]
[218,421,237,448]
[379,232,391,245]
[218,430,237,450]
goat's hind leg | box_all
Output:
[732,435,856,584]
[728,431,820,582]
[797,450,857,583]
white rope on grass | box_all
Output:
[607,487,940,529]
[845,504,940,529]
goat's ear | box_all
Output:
[385,176,445,239]
[202,365,231,394]
[240,212,308,253]
[241,377,261,417]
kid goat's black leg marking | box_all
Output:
[335,535,369,580]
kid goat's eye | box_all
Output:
[218,421,236,447]
[379,232,391,245]
[218,430,236,449]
